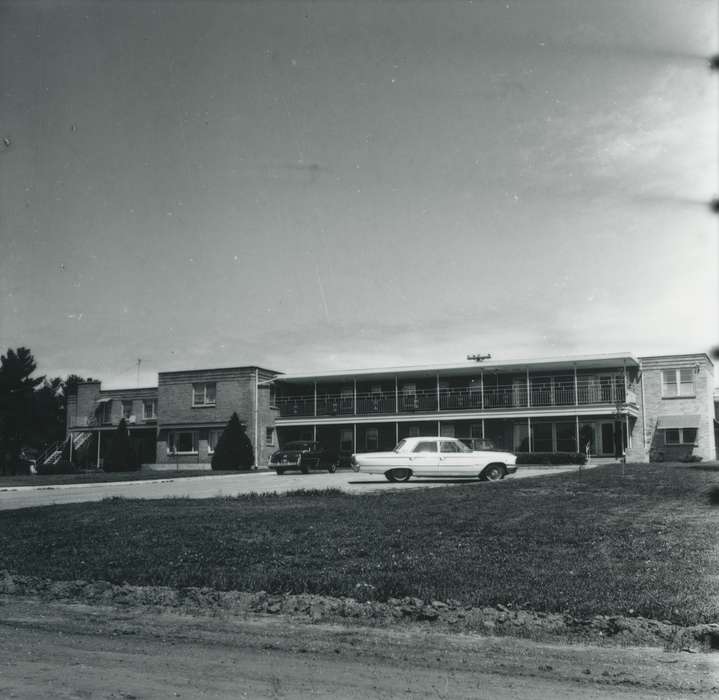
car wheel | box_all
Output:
[482,464,505,481]
[386,468,411,482]
[327,462,337,473]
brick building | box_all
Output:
[66,351,716,467]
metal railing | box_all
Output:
[276,377,629,418]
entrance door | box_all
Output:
[579,423,596,457]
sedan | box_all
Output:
[270,441,338,475]
[351,436,517,482]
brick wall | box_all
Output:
[629,354,716,462]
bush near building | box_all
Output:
[104,419,139,472]
[211,412,254,471]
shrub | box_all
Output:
[708,485,719,506]
[515,452,587,466]
[679,455,703,463]
[211,412,254,471]
[104,419,139,472]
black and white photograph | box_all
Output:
[1,0,718,697]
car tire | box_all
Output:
[327,462,337,474]
[386,468,411,483]
[481,464,505,481]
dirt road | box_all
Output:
[0,465,581,511]
[0,596,715,699]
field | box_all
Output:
[1,464,717,625]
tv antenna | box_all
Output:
[467,353,492,362]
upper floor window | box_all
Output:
[662,368,695,398]
[143,399,157,419]
[122,400,133,420]
[193,382,216,406]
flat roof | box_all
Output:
[276,352,639,383]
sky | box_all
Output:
[0,0,717,388]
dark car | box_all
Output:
[269,441,338,475]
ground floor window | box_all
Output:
[207,429,223,453]
[265,427,274,446]
[532,423,553,452]
[365,428,379,451]
[664,428,697,445]
[168,431,198,454]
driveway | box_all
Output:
[0,465,589,511]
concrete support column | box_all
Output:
[353,423,357,453]
[528,416,532,452]
[96,431,101,469]
[575,416,580,453]
[481,418,485,439]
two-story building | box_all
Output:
[66,366,280,468]
[65,351,716,468]
[272,352,716,463]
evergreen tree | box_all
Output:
[104,418,137,472]
[0,348,44,475]
[211,412,254,470]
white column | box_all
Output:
[575,415,580,453]
[481,418,485,439]
[395,422,399,444]
[437,419,441,437]
[96,431,101,469]
[313,425,317,441]
[625,414,631,449]
[527,416,532,452]
[574,366,579,406]
[69,434,73,462]
[353,423,357,452]
[526,369,531,408]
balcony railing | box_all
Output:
[276,378,629,418]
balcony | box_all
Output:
[276,377,629,418]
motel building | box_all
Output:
[64,351,717,468]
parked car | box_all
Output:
[270,441,339,475]
[351,436,517,482]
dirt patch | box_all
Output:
[1,570,716,653]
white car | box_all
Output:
[351,436,517,482]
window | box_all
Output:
[662,368,695,398]
[193,382,216,406]
[365,428,379,451]
[555,422,577,452]
[168,431,198,454]
[122,400,133,420]
[143,399,157,420]
[664,428,697,445]
[413,441,437,453]
[100,400,112,424]
[265,427,274,446]
[408,425,420,438]
[208,429,223,453]
[440,440,461,453]
[532,423,553,452]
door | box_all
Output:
[339,429,353,454]
[438,439,478,476]
[600,423,615,456]
[407,439,439,476]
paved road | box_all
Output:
[1,597,714,699]
[0,465,585,511]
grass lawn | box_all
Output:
[1,463,717,624]
[0,470,240,488]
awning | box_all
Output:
[656,414,700,429]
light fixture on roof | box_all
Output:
[467,353,492,362]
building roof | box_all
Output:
[276,352,640,383]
